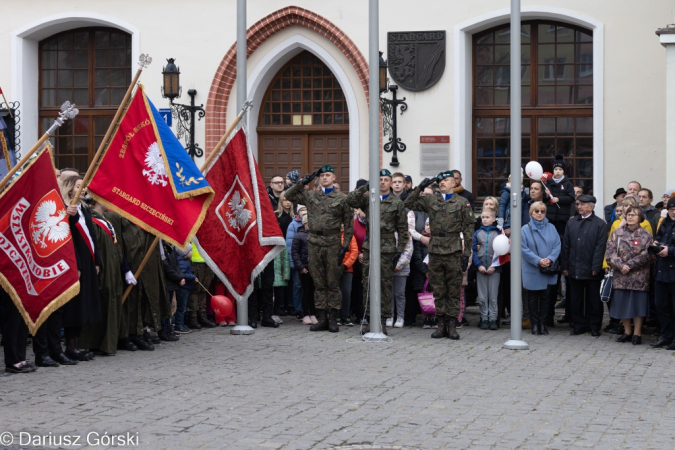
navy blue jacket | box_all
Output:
[655,215,675,284]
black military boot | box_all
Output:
[446,317,460,340]
[431,316,449,338]
[328,309,340,333]
[310,309,329,331]
[198,312,216,328]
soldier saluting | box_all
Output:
[404,170,474,340]
[285,165,353,332]
[345,169,409,335]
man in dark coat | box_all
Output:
[80,200,132,355]
[651,197,675,349]
[604,187,627,223]
[106,212,169,351]
[452,169,475,210]
[561,195,607,336]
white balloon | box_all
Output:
[493,234,511,256]
[525,161,544,180]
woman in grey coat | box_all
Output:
[521,201,561,335]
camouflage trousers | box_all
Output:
[189,262,214,316]
[308,243,342,310]
[428,252,462,318]
[362,249,394,319]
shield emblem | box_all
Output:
[216,175,256,245]
[387,30,446,91]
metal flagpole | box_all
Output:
[363,0,386,341]
[504,0,528,350]
[231,0,254,335]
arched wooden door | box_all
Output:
[257,51,350,190]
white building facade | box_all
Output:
[2,1,674,209]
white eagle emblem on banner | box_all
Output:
[226,191,252,231]
[143,142,168,186]
[216,175,257,245]
[30,200,69,249]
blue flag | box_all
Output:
[0,115,17,178]
[146,96,211,198]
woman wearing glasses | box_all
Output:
[604,206,653,345]
[521,201,561,335]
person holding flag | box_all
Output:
[345,169,409,335]
[285,165,353,332]
[405,171,475,340]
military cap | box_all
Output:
[436,170,455,181]
[317,164,334,174]
[380,169,392,178]
[577,194,596,204]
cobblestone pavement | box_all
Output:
[2,307,675,449]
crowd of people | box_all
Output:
[3,158,675,374]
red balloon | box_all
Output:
[211,295,233,318]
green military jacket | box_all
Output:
[404,188,475,255]
[345,185,409,254]
[285,182,354,248]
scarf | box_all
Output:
[552,175,565,184]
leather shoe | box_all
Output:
[590,329,601,337]
[52,353,78,365]
[616,333,633,343]
[260,318,279,328]
[632,335,642,345]
[130,336,155,351]
[650,338,672,348]
[117,338,137,352]
[65,349,91,362]
[249,319,258,328]
[665,342,675,351]
[5,362,37,373]
[570,328,586,335]
[36,356,59,367]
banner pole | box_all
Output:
[71,54,153,206]
[0,102,79,189]
[200,101,252,172]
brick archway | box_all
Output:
[205,6,369,155]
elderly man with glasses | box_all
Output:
[561,195,608,336]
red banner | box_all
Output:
[195,129,285,301]
[87,86,213,249]
[0,148,79,334]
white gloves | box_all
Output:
[125,271,137,285]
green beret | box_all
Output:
[379,169,392,178]
[437,170,455,181]
[318,164,334,174]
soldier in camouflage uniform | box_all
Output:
[346,169,409,335]
[404,170,475,339]
[285,164,353,332]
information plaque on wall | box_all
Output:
[419,136,450,177]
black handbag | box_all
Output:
[528,222,561,275]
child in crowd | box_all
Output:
[411,218,435,328]
[472,207,502,330]
[292,215,316,325]
[174,245,197,332]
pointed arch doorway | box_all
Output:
[257,51,350,189]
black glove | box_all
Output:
[461,256,469,272]
[392,252,402,269]
[301,171,318,186]
[417,177,435,190]
[337,246,349,266]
